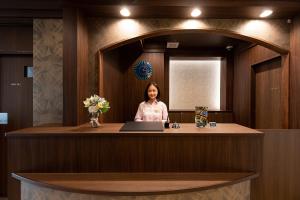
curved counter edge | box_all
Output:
[12,172,259,196]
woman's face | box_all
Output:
[148,84,158,101]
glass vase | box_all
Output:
[195,106,208,127]
[90,112,100,128]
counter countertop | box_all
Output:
[6,123,262,137]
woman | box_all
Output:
[135,82,168,122]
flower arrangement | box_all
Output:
[83,95,110,127]
[83,94,110,114]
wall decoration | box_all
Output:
[133,60,153,80]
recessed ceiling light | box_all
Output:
[191,8,201,17]
[120,7,130,17]
[260,9,273,18]
[167,42,179,48]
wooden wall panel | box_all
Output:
[0,55,33,198]
[7,134,262,194]
[233,50,251,126]
[220,52,234,111]
[220,57,227,110]
[123,52,165,122]
[63,8,78,126]
[63,8,89,125]
[0,133,7,197]
[225,52,234,110]
[0,26,33,53]
[6,128,262,200]
[252,129,300,200]
[290,15,300,128]
[102,50,124,122]
[101,42,143,123]
[0,25,33,198]
[77,11,90,125]
[0,55,33,131]
[233,45,283,127]
[254,57,282,129]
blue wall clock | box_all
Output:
[133,60,153,80]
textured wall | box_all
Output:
[88,18,290,92]
[33,19,63,126]
[21,180,250,200]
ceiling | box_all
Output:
[1,0,300,19]
[82,5,300,19]
[142,33,252,50]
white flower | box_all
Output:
[83,99,90,107]
[88,105,98,113]
[84,94,110,114]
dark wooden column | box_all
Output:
[63,7,89,125]
[290,15,300,128]
[220,51,234,111]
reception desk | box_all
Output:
[6,123,263,200]
[13,172,258,200]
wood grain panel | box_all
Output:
[6,126,262,172]
[220,57,227,110]
[7,130,262,199]
[76,11,89,125]
[0,26,33,53]
[0,55,33,131]
[280,55,289,129]
[290,15,300,128]
[233,49,251,126]
[225,52,234,110]
[0,24,33,198]
[254,57,282,129]
[251,129,300,200]
[123,52,165,122]
[102,50,124,122]
[63,8,78,126]
[0,133,7,197]
[233,45,285,128]
[63,8,89,125]
[5,123,262,200]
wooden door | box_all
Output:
[254,57,282,129]
[0,54,33,132]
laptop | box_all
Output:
[120,121,164,132]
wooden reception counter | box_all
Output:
[13,172,258,200]
[6,123,263,200]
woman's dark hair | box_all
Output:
[144,82,160,102]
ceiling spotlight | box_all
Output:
[191,8,201,17]
[259,9,273,18]
[120,7,131,17]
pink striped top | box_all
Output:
[134,100,168,122]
